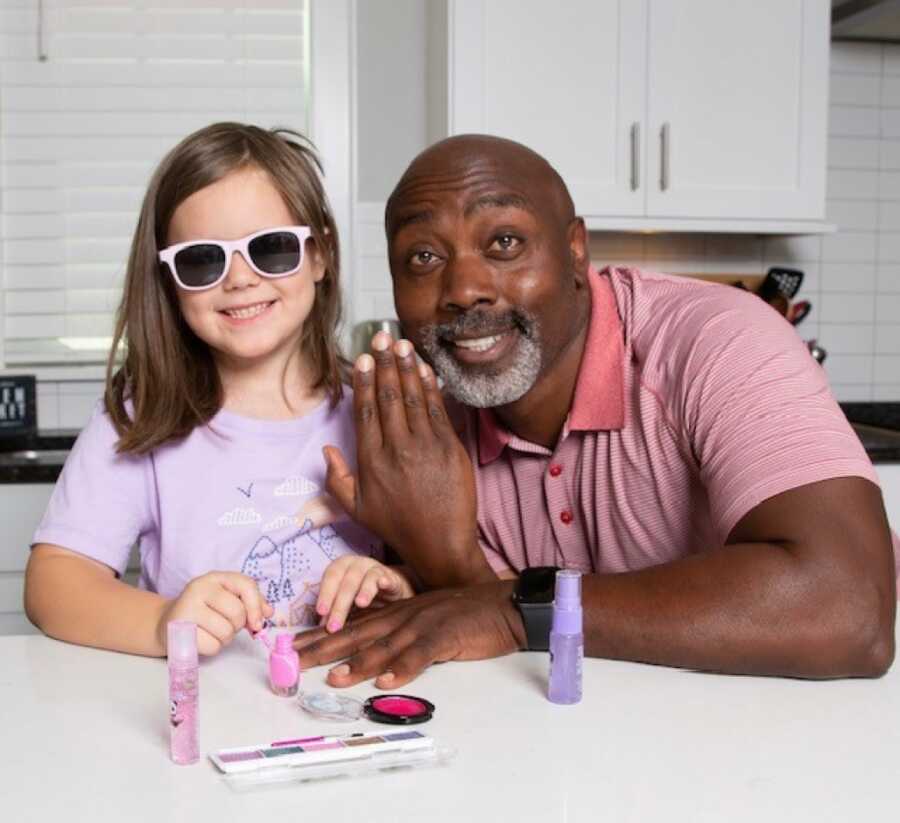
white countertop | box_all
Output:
[1,628,899,823]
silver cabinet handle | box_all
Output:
[630,122,640,191]
[660,122,670,191]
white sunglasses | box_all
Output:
[158,225,313,291]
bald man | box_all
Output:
[297,134,898,686]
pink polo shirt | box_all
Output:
[452,266,899,580]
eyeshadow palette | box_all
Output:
[209,730,434,775]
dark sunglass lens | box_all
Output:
[174,244,226,287]
[248,231,301,274]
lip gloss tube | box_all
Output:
[168,621,199,765]
[548,569,583,705]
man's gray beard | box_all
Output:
[418,311,542,408]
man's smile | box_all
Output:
[447,329,519,365]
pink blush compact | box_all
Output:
[363,694,435,725]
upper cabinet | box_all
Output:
[435,0,831,233]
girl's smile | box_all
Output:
[219,299,277,323]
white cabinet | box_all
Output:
[443,0,647,218]
[439,0,830,232]
[0,484,54,635]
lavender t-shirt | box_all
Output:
[32,394,380,629]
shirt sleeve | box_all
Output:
[31,402,155,576]
[665,287,879,544]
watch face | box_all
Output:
[515,566,559,604]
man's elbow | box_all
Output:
[820,573,895,678]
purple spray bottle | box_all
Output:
[548,569,583,705]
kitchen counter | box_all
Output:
[2,629,899,822]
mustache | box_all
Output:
[419,309,535,344]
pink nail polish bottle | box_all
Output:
[269,633,300,697]
[168,621,199,765]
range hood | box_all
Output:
[832,0,900,42]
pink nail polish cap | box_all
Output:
[167,620,198,667]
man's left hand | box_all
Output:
[293,580,526,688]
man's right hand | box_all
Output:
[323,332,495,588]
[294,580,526,688]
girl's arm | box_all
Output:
[25,544,170,656]
[25,544,272,657]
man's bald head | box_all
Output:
[385,134,575,239]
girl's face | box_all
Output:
[166,165,325,374]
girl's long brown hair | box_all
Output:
[105,122,345,454]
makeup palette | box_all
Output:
[210,730,433,775]
[363,694,435,725]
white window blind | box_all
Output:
[0,0,309,368]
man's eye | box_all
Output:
[410,250,439,266]
[490,234,522,253]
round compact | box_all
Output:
[297,691,364,722]
[363,694,435,725]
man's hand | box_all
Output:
[323,332,495,587]
[293,580,526,688]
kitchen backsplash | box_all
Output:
[34,41,900,431]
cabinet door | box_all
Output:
[644,0,828,220]
[447,0,647,217]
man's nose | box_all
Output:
[223,250,260,290]
[440,252,498,312]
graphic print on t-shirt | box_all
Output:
[219,474,362,629]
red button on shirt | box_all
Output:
[560,510,573,524]
[549,464,563,477]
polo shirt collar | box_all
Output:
[477,266,626,465]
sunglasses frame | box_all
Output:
[158,225,313,291]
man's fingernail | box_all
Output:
[356,354,374,372]
[417,362,430,379]
[327,620,342,632]
[395,339,412,357]
[371,332,389,351]
[378,672,396,686]
[330,663,350,678]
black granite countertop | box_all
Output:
[1,403,898,484]
[0,428,79,484]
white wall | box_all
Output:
[356,0,427,202]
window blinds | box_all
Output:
[0,0,309,367]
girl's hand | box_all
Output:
[157,571,273,657]
[316,556,415,633]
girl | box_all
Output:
[24,122,413,657]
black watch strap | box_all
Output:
[517,601,554,652]
[512,566,559,652]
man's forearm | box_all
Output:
[580,540,895,678]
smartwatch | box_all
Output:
[512,566,560,652]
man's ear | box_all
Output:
[567,217,589,287]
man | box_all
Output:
[296,134,898,688]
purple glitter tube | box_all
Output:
[548,570,583,705]
[168,621,199,765]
